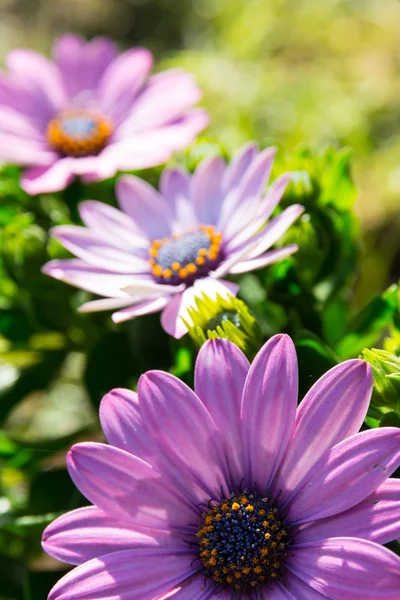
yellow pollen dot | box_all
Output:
[178,268,188,279]
[234,572,242,579]
[245,505,254,512]
[231,502,241,511]
[254,566,262,574]
[196,256,206,266]
[152,265,162,277]
[209,557,217,566]
[186,262,197,274]
[171,261,181,271]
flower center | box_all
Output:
[46,110,113,157]
[149,226,223,285]
[197,491,288,592]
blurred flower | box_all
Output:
[0,35,208,194]
[43,143,303,338]
[361,348,400,412]
[42,335,400,599]
[184,291,262,358]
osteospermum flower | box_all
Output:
[0,34,208,194]
[43,143,303,337]
[42,335,400,600]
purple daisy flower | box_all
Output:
[43,143,304,337]
[42,334,400,599]
[0,34,208,194]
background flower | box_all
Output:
[0,34,208,194]
[42,335,400,599]
[43,143,303,337]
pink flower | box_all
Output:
[0,34,208,194]
[43,143,303,338]
[43,335,400,599]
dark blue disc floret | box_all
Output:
[196,490,289,593]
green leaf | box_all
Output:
[295,331,339,398]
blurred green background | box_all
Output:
[1,0,400,598]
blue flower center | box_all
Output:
[46,110,113,157]
[60,115,98,139]
[197,491,288,592]
[149,227,223,285]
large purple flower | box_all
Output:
[43,143,303,337]
[43,335,400,599]
[0,34,208,194]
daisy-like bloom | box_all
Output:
[0,34,208,194]
[43,334,400,600]
[43,143,304,337]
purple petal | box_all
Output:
[190,155,226,226]
[227,204,304,255]
[259,584,298,599]
[159,167,197,231]
[221,142,259,194]
[0,135,56,167]
[296,478,400,545]
[98,48,153,121]
[53,34,117,98]
[78,298,136,313]
[100,388,208,507]
[195,339,250,487]
[139,370,230,498]
[156,574,212,599]
[241,335,298,491]
[42,259,135,297]
[272,360,373,506]
[285,427,400,525]
[287,537,400,599]
[219,147,276,235]
[230,245,298,274]
[284,570,338,600]
[67,442,199,532]
[42,506,185,565]
[111,296,170,324]
[160,278,239,339]
[47,548,196,600]
[78,201,148,253]
[50,225,148,273]
[0,105,44,139]
[119,69,203,133]
[7,49,67,115]
[116,175,172,240]
[21,160,75,195]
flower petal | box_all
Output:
[53,34,117,98]
[287,537,400,599]
[98,48,153,121]
[219,147,276,235]
[50,225,148,273]
[42,506,185,565]
[157,574,214,599]
[120,69,203,133]
[284,570,329,600]
[195,339,250,487]
[78,200,148,252]
[229,245,298,274]
[111,296,170,324]
[7,49,67,114]
[241,334,298,490]
[100,388,208,507]
[139,370,230,499]
[42,259,134,297]
[159,166,197,230]
[160,279,239,339]
[273,360,373,506]
[259,583,298,599]
[47,548,196,600]
[190,155,226,226]
[21,160,76,195]
[296,478,400,545]
[116,175,173,240]
[285,427,400,525]
[67,442,198,532]
[221,142,259,194]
